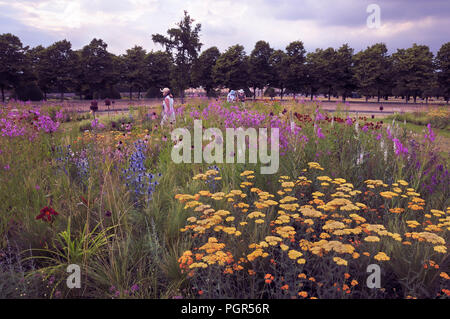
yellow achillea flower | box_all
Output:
[288,250,303,260]
[248,211,265,219]
[281,181,295,188]
[397,180,409,186]
[279,196,297,203]
[364,236,380,242]
[280,244,289,251]
[333,257,348,266]
[434,245,447,253]
[240,170,254,176]
[374,252,390,261]
[254,219,265,224]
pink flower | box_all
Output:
[316,127,325,139]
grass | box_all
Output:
[0,100,448,299]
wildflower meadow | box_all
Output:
[0,99,448,299]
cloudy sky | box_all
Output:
[0,0,449,55]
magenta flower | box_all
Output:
[316,127,325,139]
[424,123,436,142]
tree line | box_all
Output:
[1,11,449,103]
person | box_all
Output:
[238,89,245,103]
[160,87,175,126]
[227,90,236,103]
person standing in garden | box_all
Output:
[160,87,175,126]
[238,89,246,108]
[227,90,236,103]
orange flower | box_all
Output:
[281,284,289,290]
[198,290,203,295]
[344,273,350,279]
[298,291,308,298]
[298,273,307,279]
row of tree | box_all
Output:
[1,11,449,103]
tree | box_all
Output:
[213,44,249,91]
[305,51,323,100]
[80,38,117,99]
[353,43,392,101]
[145,50,172,90]
[0,33,28,102]
[436,42,450,103]
[269,49,289,100]
[122,45,147,99]
[28,45,52,100]
[309,47,338,101]
[152,10,202,103]
[44,40,78,101]
[334,44,356,102]
[392,44,434,103]
[248,41,273,100]
[285,41,307,98]
[191,46,220,97]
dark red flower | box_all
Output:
[36,206,59,222]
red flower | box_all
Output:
[36,206,59,222]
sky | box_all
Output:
[0,0,449,55]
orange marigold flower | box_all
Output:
[281,284,289,290]
[298,291,308,298]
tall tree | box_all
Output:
[80,38,116,99]
[213,44,249,91]
[28,45,52,99]
[285,41,306,98]
[122,45,147,100]
[191,46,221,97]
[145,50,173,90]
[353,43,391,101]
[335,44,356,102]
[305,50,322,100]
[436,42,450,103]
[311,47,338,101]
[0,33,28,102]
[45,40,78,101]
[269,49,289,100]
[248,41,273,100]
[152,10,202,103]
[392,44,434,103]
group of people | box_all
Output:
[159,87,247,126]
[226,89,246,103]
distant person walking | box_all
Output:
[238,89,246,108]
[227,90,236,103]
[160,87,175,126]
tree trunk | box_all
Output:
[280,87,284,101]
[129,87,132,100]
[60,89,64,102]
[328,87,331,101]
[253,86,256,100]
[413,95,417,104]
[377,89,380,102]
[181,88,184,104]
[138,87,141,100]
[1,85,4,103]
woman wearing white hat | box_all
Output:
[160,87,175,126]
